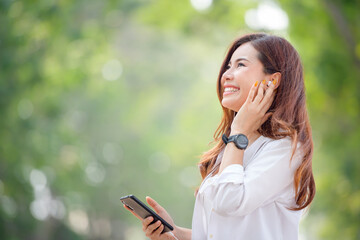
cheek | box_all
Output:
[243,85,253,97]
[239,81,253,101]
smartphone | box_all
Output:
[120,194,174,233]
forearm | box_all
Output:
[219,141,244,174]
[173,226,191,240]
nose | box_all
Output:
[222,69,233,81]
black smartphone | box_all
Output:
[120,194,174,233]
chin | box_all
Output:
[221,100,240,112]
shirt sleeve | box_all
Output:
[198,138,302,217]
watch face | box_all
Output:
[235,134,248,149]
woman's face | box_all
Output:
[221,42,268,112]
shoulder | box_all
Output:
[250,136,293,155]
[259,135,302,150]
[254,136,302,161]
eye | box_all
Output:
[225,65,231,70]
[237,62,245,67]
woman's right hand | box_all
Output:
[123,196,177,240]
[231,80,276,137]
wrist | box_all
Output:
[173,225,182,239]
[230,129,250,136]
[173,226,191,240]
[229,130,258,145]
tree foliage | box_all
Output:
[0,0,359,239]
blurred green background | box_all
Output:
[1,0,359,239]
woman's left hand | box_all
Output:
[123,196,178,240]
[231,80,276,136]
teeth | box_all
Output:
[224,87,239,92]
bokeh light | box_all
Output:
[245,2,289,31]
[85,162,106,185]
[17,99,33,120]
[30,169,47,191]
[68,209,89,235]
[1,196,17,218]
[190,0,213,12]
[102,59,123,81]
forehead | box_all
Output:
[229,42,259,62]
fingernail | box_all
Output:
[255,81,258,87]
[272,79,277,85]
[262,79,266,85]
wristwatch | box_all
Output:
[222,133,249,150]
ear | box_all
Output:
[270,72,281,89]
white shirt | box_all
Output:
[191,136,303,240]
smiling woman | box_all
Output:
[124,33,316,240]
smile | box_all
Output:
[223,87,240,96]
[224,87,239,93]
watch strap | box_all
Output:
[222,133,229,144]
[222,133,248,150]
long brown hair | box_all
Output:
[198,33,315,211]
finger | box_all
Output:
[247,81,260,103]
[123,204,142,221]
[259,80,276,104]
[146,196,164,214]
[266,79,274,88]
[145,220,162,236]
[253,79,266,103]
[260,112,273,125]
[259,92,275,116]
[142,217,154,231]
[153,223,165,236]
[261,87,275,107]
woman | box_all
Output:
[124,33,316,240]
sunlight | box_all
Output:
[245,2,289,31]
[190,0,213,12]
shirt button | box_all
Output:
[209,234,213,238]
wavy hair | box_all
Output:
[198,33,315,211]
